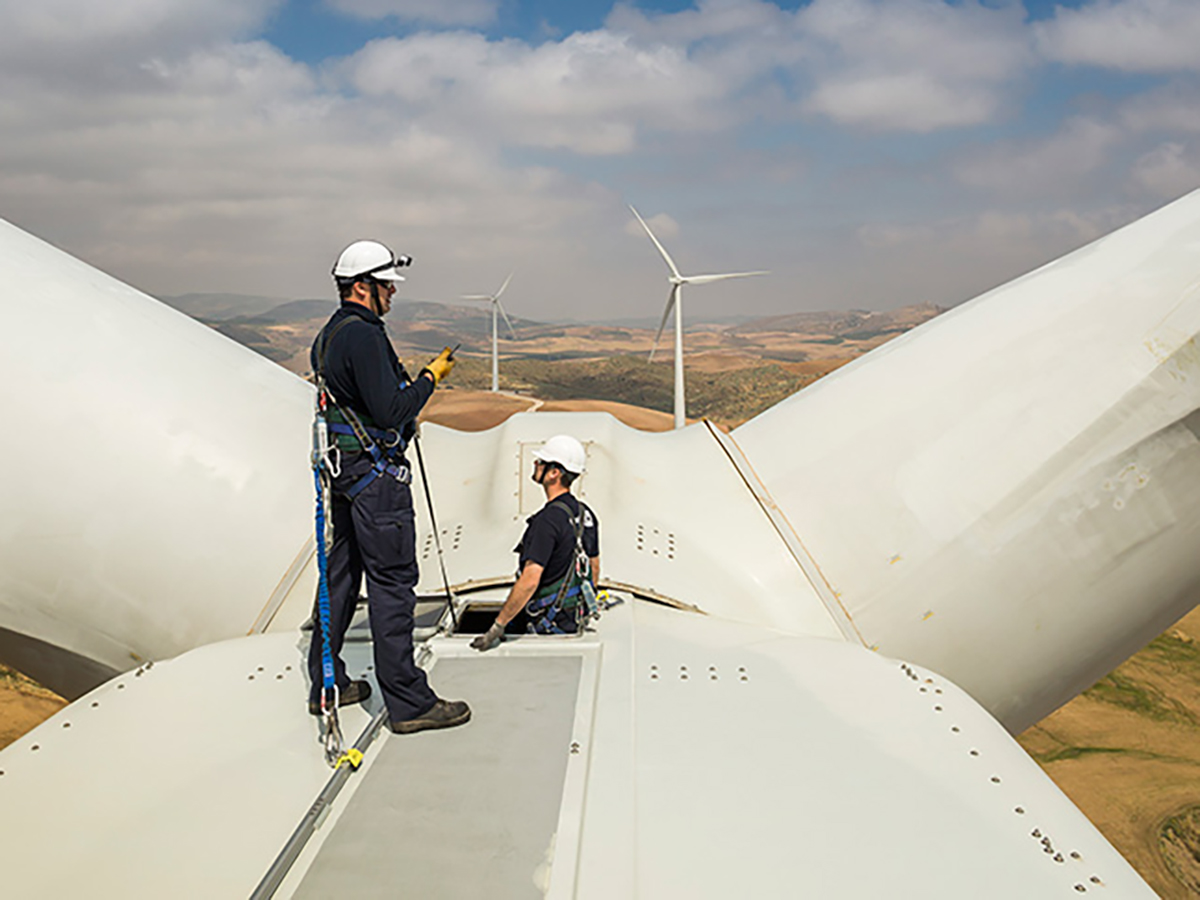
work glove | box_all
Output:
[421,346,456,385]
[470,620,505,652]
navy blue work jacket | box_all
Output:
[311,302,433,431]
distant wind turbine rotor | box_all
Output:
[629,205,768,429]
[462,271,518,392]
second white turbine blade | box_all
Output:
[648,285,678,362]
[496,299,518,339]
[684,271,769,285]
[630,205,683,281]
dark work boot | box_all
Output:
[389,698,471,734]
[309,679,372,715]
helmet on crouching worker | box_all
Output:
[532,435,586,487]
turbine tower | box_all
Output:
[630,205,767,429]
[462,272,518,392]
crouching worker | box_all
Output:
[472,435,599,651]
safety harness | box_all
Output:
[309,315,414,767]
[314,318,412,499]
[524,498,599,634]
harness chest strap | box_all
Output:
[525,499,593,628]
[314,318,412,498]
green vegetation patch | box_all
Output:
[1160,806,1200,893]
[1024,745,1129,765]
[1145,632,1200,668]
[481,355,811,425]
[1084,671,1199,725]
[0,664,60,700]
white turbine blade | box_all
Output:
[648,286,678,362]
[683,270,769,285]
[461,294,494,301]
[496,299,518,339]
[630,205,683,280]
[495,272,514,300]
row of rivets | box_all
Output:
[647,664,750,682]
[1,673,142,777]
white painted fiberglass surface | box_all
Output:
[0,603,1153,897]
[403,412,846,641]
[2,199,1194,894]
[0,220,315,676]
[736,189,1200,731]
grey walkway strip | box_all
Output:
[250,708,388,900]
[293,655,583,900]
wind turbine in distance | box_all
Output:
[462,272,518,392]
[629,205,767,429]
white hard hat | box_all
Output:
[332,240,411,283]
[534,435,587,475]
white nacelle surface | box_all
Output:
[404,413,846,641]
[0,603,1155,898]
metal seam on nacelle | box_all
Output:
[704,421,866,645]
[250,536,316,636]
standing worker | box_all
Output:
[472,435,600,650]
[310,239,470,735]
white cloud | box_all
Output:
[1035,0,1200,73]
[857,221,934,249]
[1119,82,1200,134]
[0,35,609,308]
[608,0,790,44]
[796,0,1033,131]
[805,72,1002,132]
[344,30,729,154]
[0,0,282,76]
[607,0,1033,134]
[324,0,498,27]
[1131,142,1200,198]
[2,0,1198,323]
[954,117,1120,195]
[625,212,679,241]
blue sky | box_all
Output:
[1,0,1198,321]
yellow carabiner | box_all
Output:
[336,748,364,770]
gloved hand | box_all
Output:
[470,620,505,652]
[421,346,456,385]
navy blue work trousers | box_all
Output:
[308,451,438,723]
